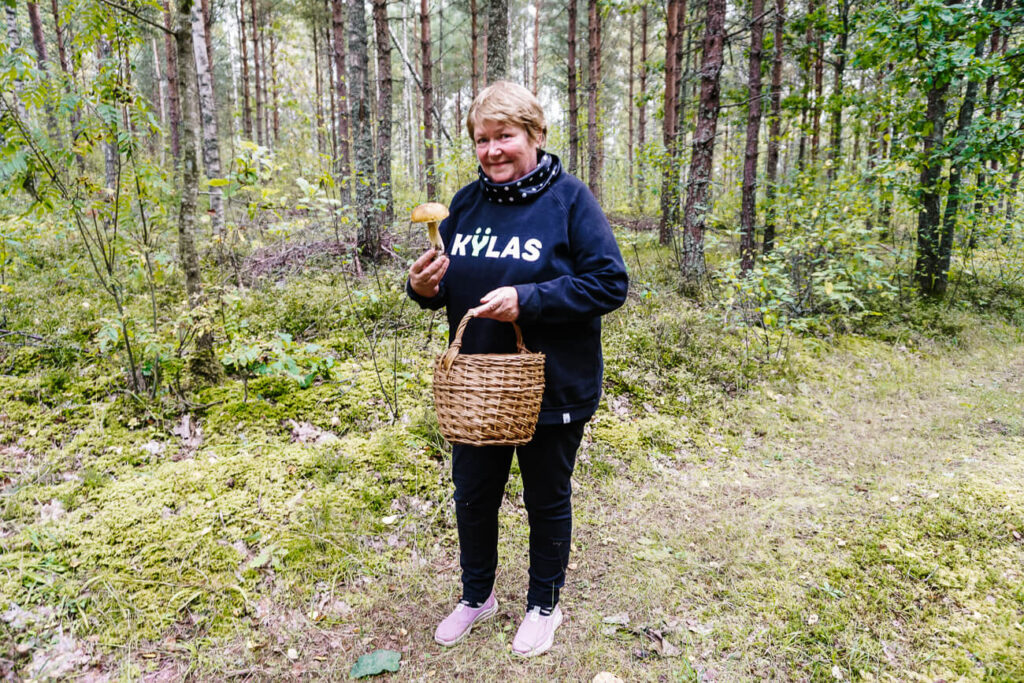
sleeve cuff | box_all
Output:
[514,283,539,323]
[406,279,446,309]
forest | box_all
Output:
[1,0,1023,679]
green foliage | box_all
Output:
[716,170,897,339]
[220,332,336,391]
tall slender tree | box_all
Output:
[174,0,218,381]
[421,0,437,200]
[487,0,508,80]
[826,0,851,180]
[331,0,351,189]
[190,1,225,238]
[680,0,725,282]
[586,0,602,201]
[163,0,182,160]
[348,0,380,259]
[26,3,60,144]
[567,0,579,174]
[763,0,785,254]
[249,0,264,145]
[532,0,541,94]
[658,0,683,245]
[471,0,480,96]
[739,0,765,273]
[238,0,253,139]
[372,0,393,225]
[637,3,648,211]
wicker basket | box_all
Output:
[433,312,545,446]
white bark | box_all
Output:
[190,2,225,239]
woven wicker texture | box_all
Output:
[433,313,546,446]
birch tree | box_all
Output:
[190,2,225,239]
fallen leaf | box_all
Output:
[831,664,844,680]
[350,649,401,679]
[39,499,66,523]
[644,628,681,657]
[685,619,713,636]
[28,635,90,680]
[602,613,630,626]
[287,647,299,660]
[172,414,203,452]
[592,673,625,683]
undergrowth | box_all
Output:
[2,222,1023,679]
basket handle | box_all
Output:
[439,311,530,373]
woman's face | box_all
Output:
[473,119,540,184]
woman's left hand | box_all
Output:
[469,286,519,322]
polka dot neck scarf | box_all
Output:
[478,150,562,205]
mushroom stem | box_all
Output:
[428,221,444,254]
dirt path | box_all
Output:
[366,333,1024,681]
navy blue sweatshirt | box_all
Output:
[408,157,628,425]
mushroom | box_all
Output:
[411,202,449,256]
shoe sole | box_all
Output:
[433,601,498,647]
[511,608,563,658]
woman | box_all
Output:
[407,81,628,657]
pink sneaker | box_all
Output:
[434,592,498,646]
[511,605,563,657]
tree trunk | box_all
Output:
[313,24,325,155]
[259,11,270,145]
[913,82,950,297]
[658,0,682,245]
[811,0,823,167]
[680,0,725,282]
[50,0,82,169]
[739,0,765,273]
[95,39,118,191]
[826,0,849,180]
[1005,151,1021,236]
[939,10,989,276]
[975,0,1003,222]
[532,0,541,94]
[487,0,508,80]
[763,0,784,254]
[152,37,167,162]
[373,0,393,226]
[200,0,213,74]
[238,0,252,139]
[26,2,61,145]
[330,0,351,191]
[249,0,263,145]
[174,0,219,382]
[585,0,601,202]
[421,0,436,200]
[349,0,380,259]
[270,31,279,143]
[190,1,225,239]
[567,0,579,175]
[470,0,479,97]
[637,5,648,212]
[163,1,182,160]
[628,12,635,206]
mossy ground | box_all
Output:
[2,230,1023,680]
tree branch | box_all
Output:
[387,24,452,144]
[95,0,175,36]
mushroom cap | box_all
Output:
[411,202,449,223]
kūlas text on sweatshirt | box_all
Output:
[407,151,629,425]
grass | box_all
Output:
[2,229,1024,680]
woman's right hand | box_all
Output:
[408,249,449,298]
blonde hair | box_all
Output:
[466,81,547,145]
